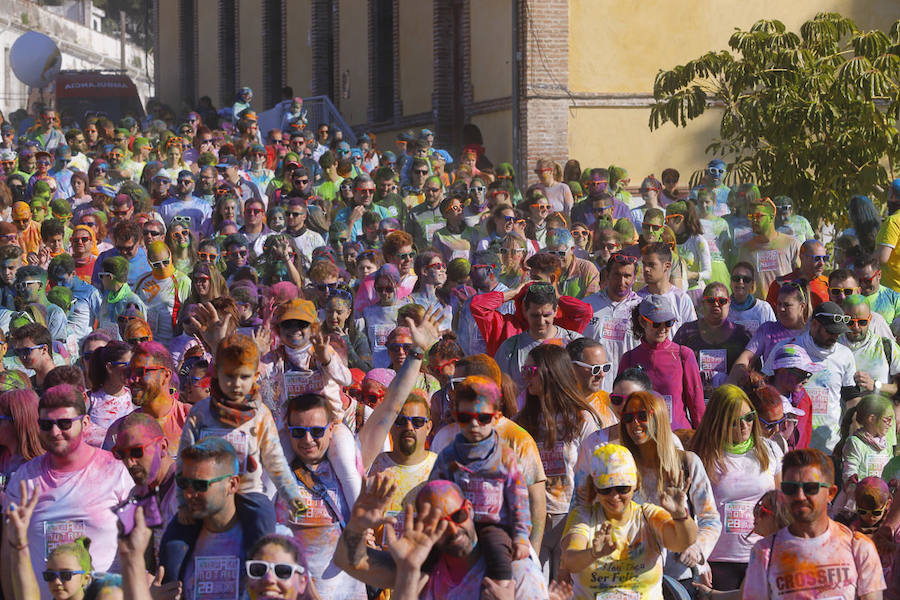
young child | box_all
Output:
[179,333,305,518]
[842,395,894,484]
[429,375,531,595]
[848,477,897,581]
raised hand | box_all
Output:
[660,486,690,520]
[591,521,615,558]
[384,501,448,571]
[309,332,331,365]
[348,473,397,531]
[5,481,38,548]
[404,305,442,353]
[548,580,574,600]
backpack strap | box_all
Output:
[883,336,893,366]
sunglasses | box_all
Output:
[640,315,675,329]
[288,425,328,439]
[393,415,429,429]
[245,560,305,581]
[42,570,85,582]
[126,336,151,345]
[734,411,757,426]
[441,505,469,524]
[149,259,171,269]
[127,366,167,379]
[112,436,163,460]
[786,368,812,383]
[499,247,526,255]
[413,169,429,175]
[386,342,411,352]
[609,393,627,406]
[455,411,495,425]
[642,223,663,232]
[532,203,551,211]
[610,253,638,265]
[597,485,632,496]
[703,296,728,307]
[227,249,249,258]
[396,251,416,261]
[175,473,233,492]
[425,262,446,271]
[621,411,650,424]
[38,417,78,431]
[521,365,539,378]
[848,318,869,326]
[573,361,612,377]
[376,286,396,295]
[15,344,44,358]
[859,273,880,284]
[758,415,788,430]
[279,320,311,333]
[781,481,830,496]
[802,254,829,263]
[829,287,855,296]
[198,252,218,261]
[245,208,263,215]
[817,312,851,324]
[857,505,888,517]
[730,274,752,284]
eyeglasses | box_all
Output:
[455,411,496,425]
[38,417,77,431]
[781,481,830,496]
[393,415,429,429]
[621,411,650,424]
[175,473,233,492]
[848,318,869,326]
[386,342,411,353]
[734,411,757,426]
[829,287,856,296]
[640,315,675,329]
[816,312,851,324]
[42,570,85,582]
[573,361,612,377]
[703,296,728,307]
[112,436,163,460]
[245,560,305,580]
[597,485,632,496]
[857,505,888,517]
[127,366,167,379]
[15,344,45,358]
[609,393,626,406]
[521,365,539,378]
[288,425,328,439]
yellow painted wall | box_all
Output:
[337,0,369,124]
[238,0,264,101]
[196,2,220,106]
[156,0,179,105]
[469,0,513,103]
[285,0,314,98]
[397,0,433,116]
[471,109,513,164]
[569,0,900,93]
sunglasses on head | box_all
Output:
[455,411,495,425]
[288,425,328,439]
[621,411,650,424]
[781,481,829,496]
[37,417,77,431]
[597,485,632,496]
[394,415,429,429]
[817,312,851,324]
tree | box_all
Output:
[650,13,900,228]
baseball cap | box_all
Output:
[770,344,824,372]
[216,155,239,168]
[638,294,676,323]
[590,444,638,490]
[397,132,414,143]
[891,178,900,197]
[812,301,851,335]
[274,299,317,324]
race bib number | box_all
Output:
[699,349,727,374]
[662,394,673,419]
[601,319,627,342]
[867,453,890,479]
[457,474,503,520]
[382,510,406,546]
[807,386,830,417]
[201,428,249,473]
[44,520,85,559]
[284,370,324,397]
[537,441,566,478]
[194,556,239,600]
[372,323,393,351]
[756,250,780,273]
[724,501,754,534]
[289,490,334,527]
[596,590,640,600]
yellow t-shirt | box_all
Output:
[564,501,671,600]
[876,213,900,293]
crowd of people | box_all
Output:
[0,85,897,599]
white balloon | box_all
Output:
[10,31,61,89]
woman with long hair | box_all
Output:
[68,171,92,210]
[210,191,242,236]
[409,251,452,330]
[522,187,550,247]
[245,534,321,600]
[476,204,518,254]
[666,200,712,295]
[166,220,198,275]
[86,341,133,446]
[535,158,574,214]
[846,194,881,255]
[0,389,43,477]
[517,344,604,579]
[617,391,722,588]
[159,135,189,181]
[691,384,782,591]
[321,286,371,372]
[498,232,530,288]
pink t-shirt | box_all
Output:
[4,448,133,600]
[87,389,136,447]
[743,520,885,599]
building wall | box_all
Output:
[196,1,220,107]
[237,0,264,106]
[469,0,512,104]
[397,0,432,118]
[285,0,313,98]
[337,0,368,124]
[566,0,900,184]
[155,0,179,107]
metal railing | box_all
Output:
[301,95,357,146]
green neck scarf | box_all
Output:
[726,435,755,455]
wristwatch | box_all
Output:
[875,380,883,393]
[407,346,425,360]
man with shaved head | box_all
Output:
[336,475,548,598]
[766,239,830,309]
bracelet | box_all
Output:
[407,347,424,360]
[671,515,689,521]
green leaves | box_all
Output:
[650,13,900,229]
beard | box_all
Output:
[397,434,417,456]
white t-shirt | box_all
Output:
[4,449,133,600]
[727,297,776,336]
[743,520,885,599]
[583,290,642,392]
[87,388,136,446]
[421,553,548,600]
[763,332,857,453]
